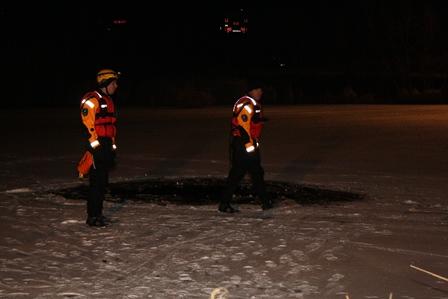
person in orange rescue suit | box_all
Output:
[219,80,274,213]
[79,69,119,227]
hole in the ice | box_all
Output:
[52,177,364,205]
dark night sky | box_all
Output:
[1,2,448,105]
[3,2,447,68]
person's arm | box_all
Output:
[81,97,100,150]
[252,104,269,123]
[237,102,258,152]
[250,104,264,141]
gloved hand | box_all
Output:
[88,139,100,153]
[89,138,116,168]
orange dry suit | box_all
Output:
[230,95,264,156]
[77,90,117,177]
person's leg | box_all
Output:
[87,168,98,224]
[219,163,246,212]
[98,138,113,224]
[248,159,273,210]
[87,162,108,226]
[95,165,108,224]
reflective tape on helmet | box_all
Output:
[90,140,100,148]
[85,100,95,109]
[97,70,119,86]
[244,105,253,114]
[255,109,261,113]
[112,144,117,150]
[246,145,255,152]
[101,104,107,108]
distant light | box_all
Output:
[113,19,127,25]
[280,63,286,67]
[222,9,248,34]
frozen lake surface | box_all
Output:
[0,105,447,298]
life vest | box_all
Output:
[80,90,116,139]
[231,96,264,153]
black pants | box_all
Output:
[87,137,114,218]
[221,149,269,207]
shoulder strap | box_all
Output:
[80,91,102,109]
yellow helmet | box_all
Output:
[96,69,120,87]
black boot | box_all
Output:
[86,216,97,226]
[261,199,274,210]
[86,216,107,227]
[98,215,111,224]
[218,203,239,213]
[96,216,107,227]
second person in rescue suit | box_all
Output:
[80,69,119,227]
[219,80,274,213]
